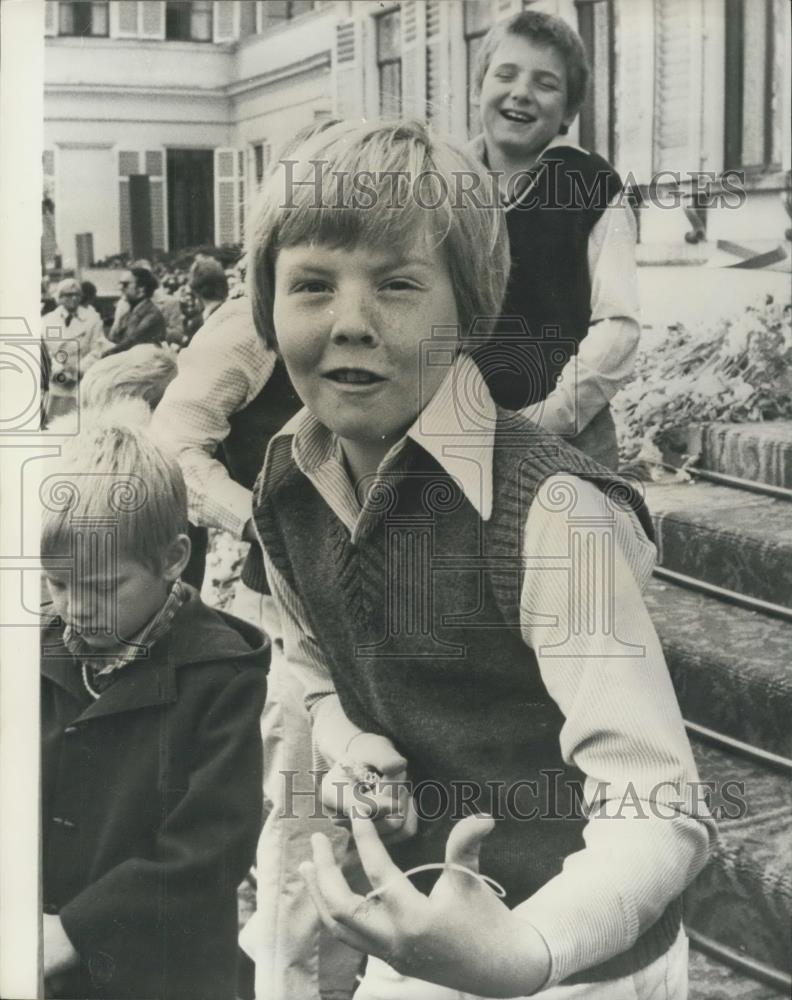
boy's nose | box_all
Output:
[509,75,535,104]
[329,297,378,346]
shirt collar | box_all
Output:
[275,353,496,520]
[63,577,188,677]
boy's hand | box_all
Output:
[43,914,80,978]
[321,733,417,844]
[300,814,551,998]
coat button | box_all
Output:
[63,726,77,735]
[88,951,115,986]
[52,816,76,829]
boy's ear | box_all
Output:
[162,533,192,583]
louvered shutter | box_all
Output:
[139,1,165,39]
[613,0,654,183]
[111,1,140,37]
[45,1,58,36]
[400,1,427,119]
[42,150,58,268]
[425,0,450,128]
[145,149,167,251]
[652,0,703,176]
[118,151,141,255]
[214,148,240,246]
[214,1,238,43]
[781,0,792,172]
[333,18,365,118]
[237,150,247,243]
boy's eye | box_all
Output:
[292,280,331,294]
[46,578,66,593]
[381,278,421,292]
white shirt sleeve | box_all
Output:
[261,544,365,765]
[513,474,714,985]
[150,299,276,537]
[525,199,641,436]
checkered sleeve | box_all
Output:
[151,299,276,537]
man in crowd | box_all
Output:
[42,277,110,424]
[105,266,166,355]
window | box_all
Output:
[724,0,785,172]
[239,1,258,38]
[575,0,614,160]
[377,8,402,118]
[58,1,108,37]
[260,0,317,27]
[166,1,212,42]
[463,0,493,135]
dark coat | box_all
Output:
[105,296,166,355]
[41,588,269,1000]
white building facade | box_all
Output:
[44,0,791,301]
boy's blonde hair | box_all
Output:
[474,11,590,117]
[247,118,510,350]
[80,344,178,411]
[41,422,187,573]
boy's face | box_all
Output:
[44,553,171,650]
[479,34,575,161]
[273,236,459,465]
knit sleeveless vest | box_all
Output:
[474,147,623,412]
[255,411,679,983]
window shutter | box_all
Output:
[44,1,58,37]
[111,1,140,38]
[332,18,366,118]
[145,149,167,251]
[214,148,240,246]
[42,150,58,267]
[781,0,792,172]
[400,1,427,119]
[139,1,165,39]
[614,0,654,183]
[237,149,247,243]
[652,0,703,175]
[214,1,238,43]
[118,151,141,255]
[425,0,453,129]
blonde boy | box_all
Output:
[40,424,268,999]
[248,120,711,999]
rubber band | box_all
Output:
[365,862,507,902]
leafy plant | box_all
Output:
[612,296,792,472]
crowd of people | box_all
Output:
[39,12,713,1000]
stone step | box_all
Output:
[685,740,792,976]
[645,578,792,759]
[645,480,792,609]
[689,943,789,999]
[696,422,792,490]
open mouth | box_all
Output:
[324,368,386,385]
[500,109,537,125]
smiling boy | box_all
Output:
[470,11,641,469]
[249,120,711,999]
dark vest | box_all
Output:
[255,410,680,984]
[223,358,302,592]
[474,147,623,412]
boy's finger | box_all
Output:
[350,815,416,905]
[444,814,495,875]
[300,861,380,954]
